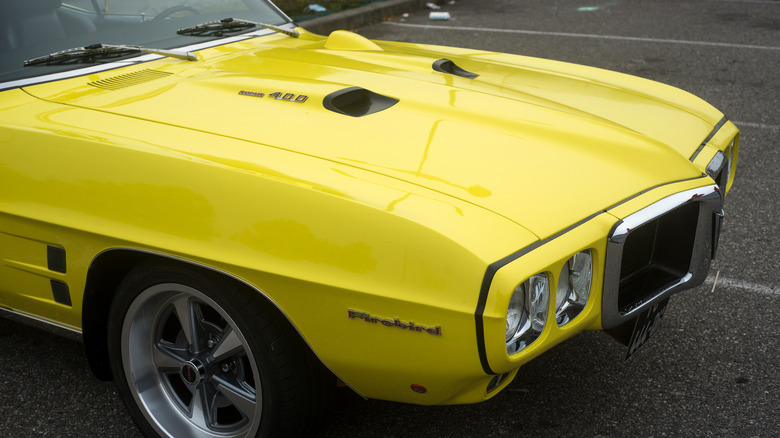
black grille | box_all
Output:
[618,202,700,313]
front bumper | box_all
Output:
[601,184,723,329]
[476,178,725,381]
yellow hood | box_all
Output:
[24,31,724,239]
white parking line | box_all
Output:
[383,22,780,52]
[733,121,780,130]
[705,274,780,297]
[709,0,780,4]
[382,21,779,299]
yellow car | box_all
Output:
[0,1,738,437]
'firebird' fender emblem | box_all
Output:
[348,309,441,336]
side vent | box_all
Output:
[51,280,72,306]
[432,59,478,79]
[47,245,66,273]
[323,87,398,117]
[88,69,172,90]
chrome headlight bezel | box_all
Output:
[556,250,593,326]
[506,273,549,354]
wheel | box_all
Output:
[107,263,331,438]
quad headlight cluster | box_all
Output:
[505,250,593,354]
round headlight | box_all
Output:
[528,273,549,333]
[556,250,593,326]
[506,283,527,343]
[506,273,549,354]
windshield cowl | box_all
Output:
[0,0,291,84]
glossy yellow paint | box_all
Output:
[0,29,737,405]
[23,30,726,240]
[690,120,740,195]
[0,84,534,404]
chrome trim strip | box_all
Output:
[601,174,706,213]
[601,184,723,329]
[2,61,140,91]
[690,116,728,161]
[712,209,724,259]
[0,305,83,338]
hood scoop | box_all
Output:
[87,69,172,90]
[432,59,478,79]
[323,87,398,117]
[324,30,383,51]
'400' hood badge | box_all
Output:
[238,90,308,102]
[348,309,441,336]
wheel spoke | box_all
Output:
[213,375,258,419]
[189,385,211,429]
[172,294,199,348]
[152,344,186,371]
[210,327,244,362]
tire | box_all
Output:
[107,262,332,438]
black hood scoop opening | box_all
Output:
[432,59,478,79]
[323,87,399,117]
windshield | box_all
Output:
[0,0,290,83]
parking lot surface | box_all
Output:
[1,1,778,436]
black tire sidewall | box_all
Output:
[106,262,311,438]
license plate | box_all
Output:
[625,298,669,360]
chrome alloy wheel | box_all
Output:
[121,283,262,437]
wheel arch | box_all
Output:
[82,248,329,383]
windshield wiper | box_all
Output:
[24,43,197,67]
[178,18,299,38]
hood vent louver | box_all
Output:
[432,59,478,79]
[323,87,398,117]
[88,69,172,90]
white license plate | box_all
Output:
[625,299,669,359]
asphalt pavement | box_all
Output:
[1,0,778,437]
